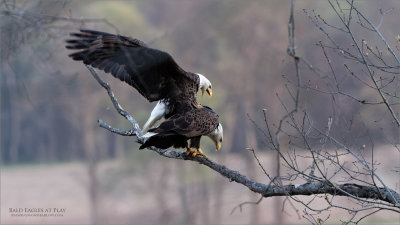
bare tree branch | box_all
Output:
[83,65,400,208]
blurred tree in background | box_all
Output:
[1,0,399,224]
[3,0,398,164]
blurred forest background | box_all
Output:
[1,0,399,224]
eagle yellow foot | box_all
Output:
[185,147,196,156]
[194,148,207,157]
[185,148,207,157]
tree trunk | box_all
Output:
[83,103,99,225]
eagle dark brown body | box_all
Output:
[140,106,219,150]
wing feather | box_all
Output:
[66,29,197,102]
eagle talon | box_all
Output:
[185,148,206,157]
[196,148,207,157]
[185,147,196,156]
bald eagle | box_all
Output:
[66,30,212,133]
[141,106,223,156]
[66,29,222,156]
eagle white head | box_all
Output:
[196,73,212,97]
[207,123,223,151]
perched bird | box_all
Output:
[66,29,222,156]
[66,29,212,133]
[141,106,223,156]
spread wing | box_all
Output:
[66,29,197,102]
[150,106,219,138]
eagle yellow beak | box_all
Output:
[216,142,221,151]
[206,89,212,97]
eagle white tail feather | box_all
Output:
[142,132,157,138]
[141,132,157,142]
[142,101,168,133]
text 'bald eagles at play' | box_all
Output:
[66,30,223,157]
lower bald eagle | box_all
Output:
[141,106,223,156]
[65,29,213,133]
[66,29,222,156]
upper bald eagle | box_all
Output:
[66,29,222,156]
[66,30,213,133]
